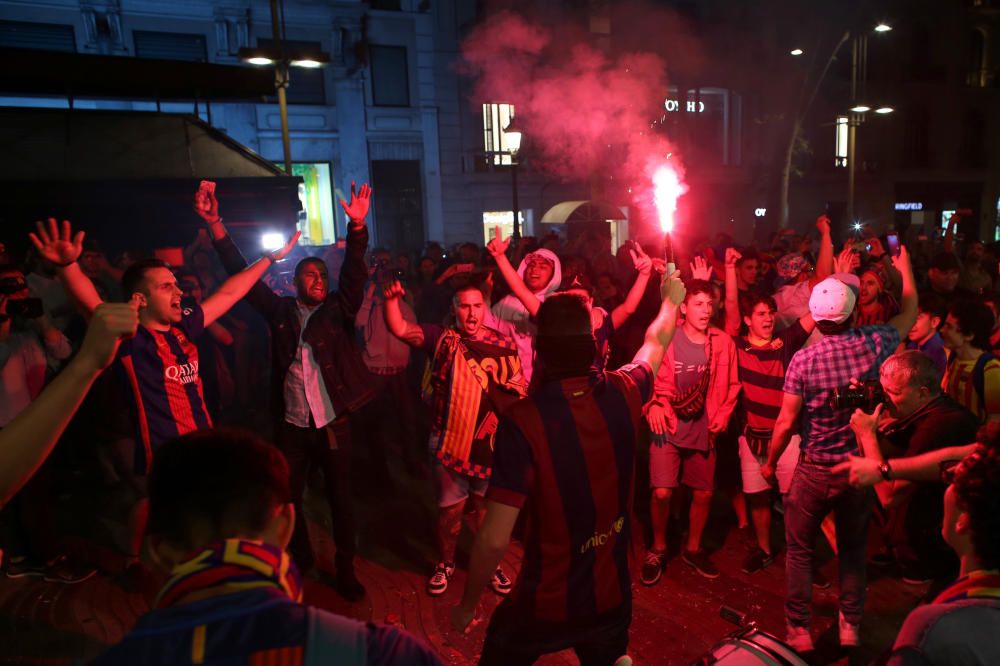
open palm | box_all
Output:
[339,181,372,223]
[272,231,302,261]
[29,218,83,266]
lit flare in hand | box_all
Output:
[652,163,687,234]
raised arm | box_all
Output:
[723,247,741,336]
[486,227,541,317]
[611,246,653,329]
[334,182,373,321]
[201,231,299,327]
[942,212,959,256]
[812,214,834,286]
[29,218,103,316]
[633,270,686,378]
[383,281,425,347]
[0,303,138,507]
[886,245,918,340]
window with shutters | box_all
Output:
[0,20,76,52]
[133,31,207,62]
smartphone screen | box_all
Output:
[886,233,901,258]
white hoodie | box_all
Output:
[490,249,563,384]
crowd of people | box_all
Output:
[0,180,998,664]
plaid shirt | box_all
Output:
[784,325,900,463]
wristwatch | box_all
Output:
[878,460,893,481]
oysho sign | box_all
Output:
[665,98,706,113]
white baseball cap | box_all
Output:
[809,274,859,324]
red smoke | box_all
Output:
[460,7,700,220]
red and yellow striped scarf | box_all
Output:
[933,569,1000,605]
[156,539,302,609]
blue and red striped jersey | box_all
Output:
[116,304,212,473]
[488,362,652,624]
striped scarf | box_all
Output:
[156,539,302,609]
[425,326,526,479]
[933,569,1000,605]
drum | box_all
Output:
[694,625,809,665]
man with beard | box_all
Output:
[642,279,741,583]
[199,183,371,601]
[384,277,526,597]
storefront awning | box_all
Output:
[541,200,626,225]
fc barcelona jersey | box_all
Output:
[116,304,212,473]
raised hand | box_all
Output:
[383,280,406,301]
[890,244,911,275]
[834,248,860,274]
[660,269,686,306]
[271,231,302,262]
[689,255,713,281]
[28,218,84,267]
[77,302,140,372]
[724,247,742,268]
[340,181,372,224]
[815,214,831,236]
[630,245,653,275]
[193,184,220,224]
[486,225,510,258]
[849,403,884,439]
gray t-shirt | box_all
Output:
[666,327,710,451]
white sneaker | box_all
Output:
[491,567,513,595]
[839,611,860,647]
[427,561,455,596]
[786,623,814,653]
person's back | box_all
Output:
[494,361,651,624]
[91,429,440,666]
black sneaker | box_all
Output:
[640,550,667,586]
[427,561,455,596]
[682,549,720,579]
[812,569,831,589]
[741,548,775,574]
[491,567,512,595]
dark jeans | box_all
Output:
[277,417,355,572]
[479,601,630,666]
[784,461,874,628]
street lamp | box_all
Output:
[238,0,329,175]
[503,119,523,241]
[846,21,892,223]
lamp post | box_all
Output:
[239,0,328,175]
[846,23,892,224]
[503,119,523,241]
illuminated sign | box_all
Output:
[664,99,706,113]
[894,202,923,211]
[754,208,767,217]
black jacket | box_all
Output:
[213,225,374,424]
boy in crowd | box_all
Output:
[91,429,440,666]
[940,300,1000,422]
[642,279,740,583]
[905,292,949,376]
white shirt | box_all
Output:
[282,301,337,428]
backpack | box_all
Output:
[971,352,996,411]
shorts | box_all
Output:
[649,441,716,491]
[739,434,800,495]
[434,462,488,508]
